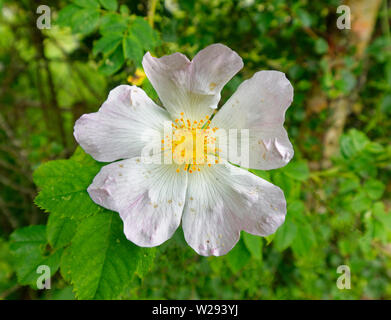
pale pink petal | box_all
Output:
[87,158,187,247]
[212,71,294,170]
[74,85,170,162]
[182,161,286,256]
[142,43,243,121]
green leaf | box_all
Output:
[71,146,99,165]
[33,148,156,298]
[99,13,128,35]
[249,169,270,181]
[60,247,73,283]
[34,158,104,220]
[120,4,130,15]
[135,247,156,278]
[99,0,117,11]
[274,213,297,251]
[264,233,276,245]
[93,33,123,56]
[296,8,312,27]
[71,9,100,35]
[273,201,304,251]
[123,34,144,65]
[340,129,369,159]
[225,237,251,273]
[350,191,372,213]
[129,17,159,51]
[366,142,385,154]
[68,212,155,299]
[56,5,80,27]
[381,93,391,114]
[242,232,262,260]
[352,157,378,179]
[0,240,13,293]
[10,226,62,288]
[373,202,391,231]
[142,78,159,101]
[282,161,310,182]
[291,220,316,256]
[340,69,357,94]
[51,286,76,300]
[315,38,328,54]
[47,211,78,250]
[363,179,385,200]
[271,172,296,199]
[339,176,360,194]
[365,202,389,244]
[98,45,124,75]
[72,0,100,8]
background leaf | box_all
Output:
[34,159,104,220]
[242,232,262,260]
[225,237,251,273]
[99,0,118,11]
[68,211,155,299]
[10,226,62,288]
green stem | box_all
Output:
[148,0,158,28]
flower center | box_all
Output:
[162,113,220,173]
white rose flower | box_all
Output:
[74,44,294,256]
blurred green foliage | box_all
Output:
[0,0,391,300]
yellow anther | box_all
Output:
[171,115,220,174]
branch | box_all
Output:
[148,0,158,27]
[315,0,383,168]
[0,196,19,229]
